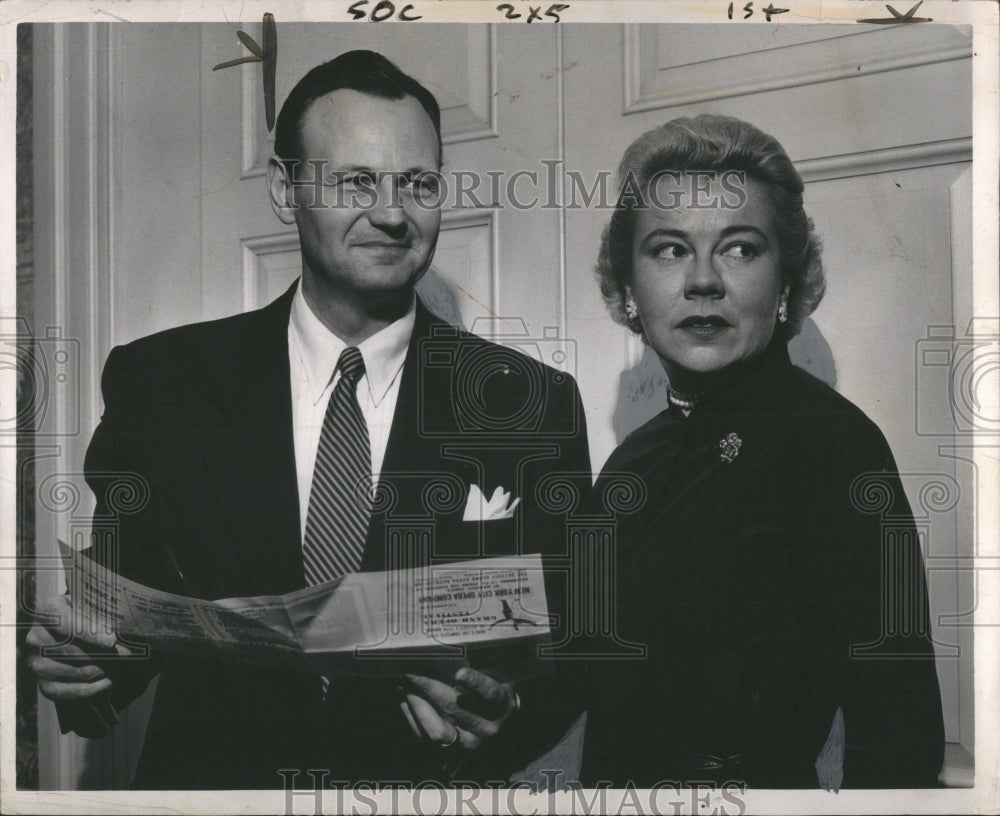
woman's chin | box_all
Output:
[658,352,736,385]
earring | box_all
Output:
[777,300,788,323]
[625,299,639,320]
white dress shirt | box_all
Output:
[288,281,415,543]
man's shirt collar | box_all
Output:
[289,280,415,407]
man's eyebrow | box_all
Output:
[324,165,374,174]
[324,165,437,175]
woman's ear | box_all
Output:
[778,281,791,312]
[267,157,297,225]
[624,285,639,320]
[777,283,792,325]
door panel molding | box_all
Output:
[32,22,135,791]
[797,138,972,183]
[426,209,498,330]
[240,231,299,311]
[624,23,972,114]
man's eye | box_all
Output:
[327,171,376,188]
[349,171,377,187]
[415,178,440,196]
[721,242,759,261]
[402,174,440,196]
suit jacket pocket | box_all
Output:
[430,515,520,561]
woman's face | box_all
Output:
[629,172,787,390]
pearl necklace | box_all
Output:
[667,388,703,412]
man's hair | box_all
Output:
[595,114,825,342]
[274,49,443,166]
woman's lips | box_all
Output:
[677,315,731,338]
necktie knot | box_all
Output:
[337,347,365,386]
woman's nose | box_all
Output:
[683,253,725,299]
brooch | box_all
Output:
[718,432,742,464]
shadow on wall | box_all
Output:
[613,318,837,444]
[417,268,466,329]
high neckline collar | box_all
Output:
[667,341,793,418]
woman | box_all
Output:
[581,115,944,788]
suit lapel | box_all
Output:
[202,284,304,595]
[362,302,476,571]
[199,294,477,584]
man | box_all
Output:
[27,50,591,788]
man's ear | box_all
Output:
[267,157,297,225]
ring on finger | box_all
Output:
[439,728,459,749]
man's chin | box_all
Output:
[354,276,424,314]
[360,269,426,293]
[303,263,428,305]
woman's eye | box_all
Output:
[721,242,759,261]
[654,244,687,260]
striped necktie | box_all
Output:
[302,346,372,585]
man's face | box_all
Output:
[284,89,442,308]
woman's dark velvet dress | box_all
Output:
[580,342,944,788]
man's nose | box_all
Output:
[366,175,407,231]
[683,252,725,299]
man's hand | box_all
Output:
[25,594,132,738]
[399,668,519,751]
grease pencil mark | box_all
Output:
[213,13,277,131]
[857,2,932,24]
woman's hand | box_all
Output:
[399,668,519,751]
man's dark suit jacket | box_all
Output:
[82,282,591,789]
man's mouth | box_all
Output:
[356,241,410,249]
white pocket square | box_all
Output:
[462,484,521,521]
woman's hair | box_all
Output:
[595,114,825,342]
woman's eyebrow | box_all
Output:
[639,225,770,242]
[718,225,770,241]
[638,227,689,241]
